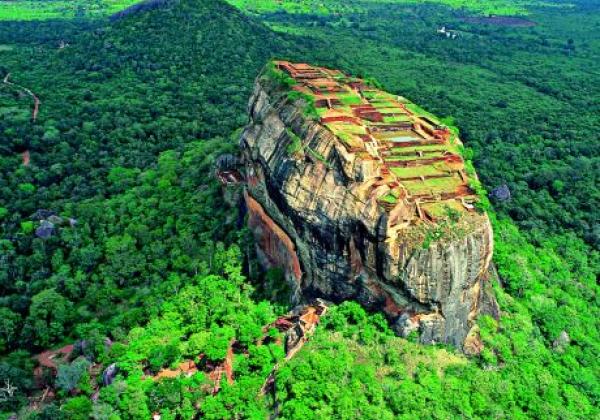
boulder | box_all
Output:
[102,363,119,387]
[490,184,511,202]
[35,220,55,239]
[552,330,570,353]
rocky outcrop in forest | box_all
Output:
[240,62,498,351]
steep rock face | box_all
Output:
[240,62,496,350]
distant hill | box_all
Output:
[0,0,305,391]
[0,0,301,202]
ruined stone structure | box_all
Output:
[240,61,497,350]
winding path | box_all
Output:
[3,73,39,166]
[3,73,41,122]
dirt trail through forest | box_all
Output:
[3,73,39,166]
[3,73,41,122]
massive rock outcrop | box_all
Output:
[239,61,497,350]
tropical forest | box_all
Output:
[0,0,598,418]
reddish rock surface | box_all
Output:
[245,191,302,283]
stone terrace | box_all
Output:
[276,61,479,224]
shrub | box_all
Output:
[56,358,92,394]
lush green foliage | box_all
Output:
[0,0,286,354]
[0,0,142,21]
[227,0,574,17]
[0,0,598,417]
[0,1,295,415]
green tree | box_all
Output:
[24,289,73,347]
[62,395,92,419]
[0,308,20,351]
[56,358,92,394]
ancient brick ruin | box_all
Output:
[275,60,477,223]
